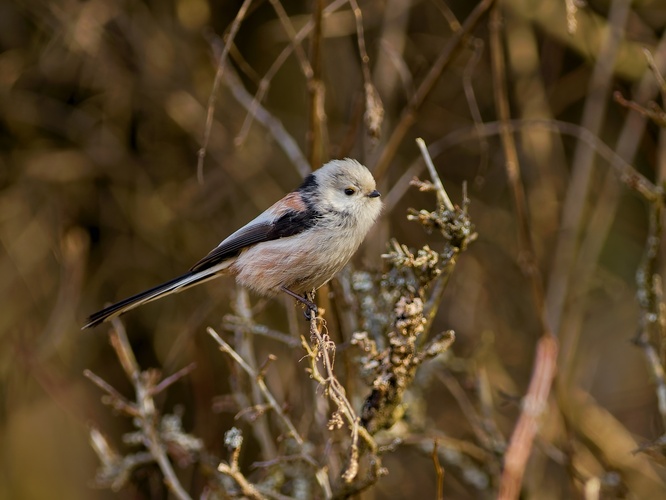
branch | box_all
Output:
[207,326,331,497]
[489,6,558,498]
[198,0,254,183]
[86,319,195,500]
[373,0,496,180]
[301,315,380,486]
[498,334,558,500]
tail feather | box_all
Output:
[82,269,221,329]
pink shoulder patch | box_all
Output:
[270,191,307,216]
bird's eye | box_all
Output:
[344,187,356,196]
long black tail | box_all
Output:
[82,271,216,329]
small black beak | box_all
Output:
[368,190,381,198]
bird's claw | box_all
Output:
[303,304,318,321]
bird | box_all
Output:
[83,158,382,329]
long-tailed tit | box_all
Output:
[83,159,382,328]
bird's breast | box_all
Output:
[231,225,364,295]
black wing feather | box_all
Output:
[189,221,275,272]
[190,208,320,273]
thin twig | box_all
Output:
[427,119,661,203]
[223,314,301,347]
[302,314,380,486]
[140,407,192,500]
[432,439,444,500]
[307,0,326,167]
[268,0,313,79]
[498,334,558,500]
[208,324,333,498]
[235,0,348,147]
[489,7,558,498]
[553,20,666,391]
[207,327,306,448]
[307,317,378,452]
[220,59,310,177]
[462,37,489,184]
[644,48,666,95]
[83,369,137,416]
[432,0,462,31]
[415,138,454,211]
[437,372,494,453]
[109,317,139,380]
[217,462,265,500]
[198,0,253,183]
[109,318,192,500]
[614,91,666,126]
[349,0,384,140]
[634,200,666,426]
[373,0,496,180]
[489,5,545,316]
[151,362,197,396]
[385,116,663,223]
[544,0,633,338]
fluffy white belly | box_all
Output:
[231,227,363,295]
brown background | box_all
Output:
[2,0,666,498]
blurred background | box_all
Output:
[2,0,666,498]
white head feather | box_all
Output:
[311,159,382,233]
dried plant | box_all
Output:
[84,140,466,498]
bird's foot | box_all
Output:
[280,286,319,321]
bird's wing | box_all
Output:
[189,193,320,273]
[189,220,275,272]
[83,190,324,328]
